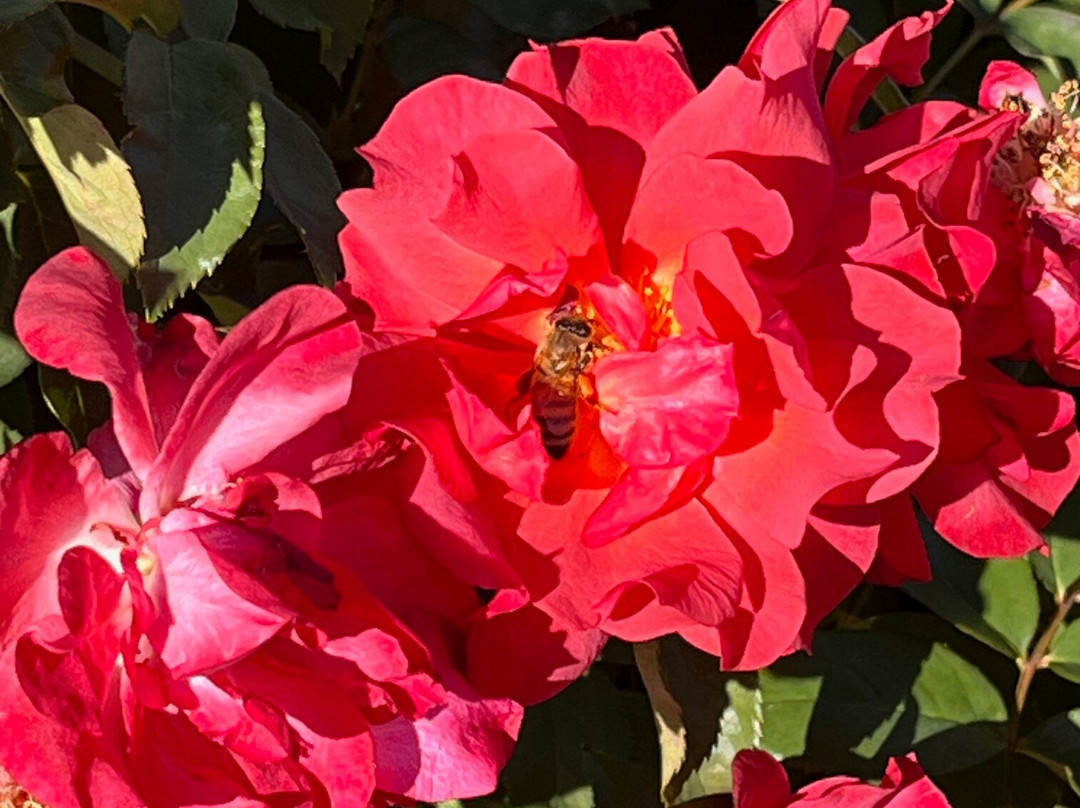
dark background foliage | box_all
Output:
[3,1,1080,807]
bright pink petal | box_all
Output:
[15,248,157,478]
[140,285,362,517]
[732,749,791,808]
[824,3,952,139]
[595,336,739,468]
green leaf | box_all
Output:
[0,1,52,31]
[246,0,374,78]
[473,0,649,40]
[635,637,760,805]
[261,95,343,286]
[1000,5,1080,67]
[180,0,238,39]
[73,0,181,34]
[1044,487,1080,601]
[16,104,145,277]
[490,665,658,808]
[38,365,110,446]
[760,615,1009,778]
[0,333,30,388]
[0,8,73,117]
[0,419,22,454]
[123,32,267,319]
[1048,620,1080,685]
[384,17,505,90]
[905,522,1040,660]
[1021,709,1080,795]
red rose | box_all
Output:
[733,750,952,808]
[339,0,970,668]
[816,11,1080,571]
[1,247,531,807]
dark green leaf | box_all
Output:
[488,666,658,808]
[246,0,374,78]
[1044,487,1080,601]
[1021,709,1080,796]
[38,365,110,445]
[1000,5,1080,67]
[1048,621,1080,685]
[261,95,343,286]
[473,0,649,40]
[0,419,22,454]
[0,1,52,32]
[123,32,267,318]
[933,750,1065,808]
[760,615,1009,778]
[905,523,1040,659]
[635,638,760,804]
[0,8,73,117]
[181,0,239,39]
[0,333,30,388]
[384,17,505,89]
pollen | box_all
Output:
[993,80,1080,213]
[641,275,682,340]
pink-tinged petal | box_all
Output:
[732,749,791,808]
[139,314,220,441]
[15,248,157,478]
[140,285,362,517]
[466,596,605,704]
[583,462,710,547]
[714,526,806,670]
[434,129,603,271]
[625,155,794,268]
[16,624,105,734]
[978,61,1047,111]
[585,275,650,351]
[864,496,931,586]
[823,3,952,140]
[184,676,289,763]
[506,34,696,147]
[914,462,1044,557]
[131,707,257,807]
[371,692,521,802]
[740,0,829,80]
[338,198,503,334]
[360,75,555,207]
[505,33,697,249]
[595,336,739,468]
[835,101,976,177]
[142,528,291,678]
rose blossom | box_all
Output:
[732,750,951,808]
[812,8,1080,582]
[0,247,543,807]
[337,0,990,668]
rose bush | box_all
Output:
[732,750,951,808]
[0,247,583,808]
[338,0,1079,669]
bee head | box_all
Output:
[554,317,592,338]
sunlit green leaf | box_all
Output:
[473,0,649,40]
[16,104,145,277]
[247,0,374,78]
[905,523,1040,660]
[1047,621,1080,685]
[180,0,239,39]
[0,333,30,388]
[262,95,343,286]
[635,638,760,804]
[124,32,267,319]
[761,615,1009,778]
[0,419,22,454]
[1044,488,1080,601]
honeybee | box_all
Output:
[530,307,600,460]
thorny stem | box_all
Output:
[70,31,123,87]
[1009,581,1080,748]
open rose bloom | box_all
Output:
[339,0,1080,670]
[733,751,952,808]
[4,0,1080,805]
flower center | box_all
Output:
[994,80,1080,212]
[640,275,682,340]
